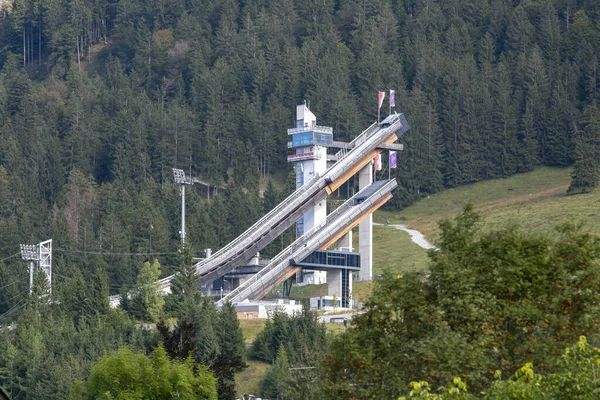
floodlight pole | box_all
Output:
[173,168,193,248]
[181,184,186,247]
[29,261,34,295]
[20,243,40,295]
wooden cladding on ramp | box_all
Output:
[325,133,399,194]
[319,193,393,250]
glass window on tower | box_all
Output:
[314,133,333,146]
[292,132,315,147]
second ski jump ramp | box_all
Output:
[217,179,398,305]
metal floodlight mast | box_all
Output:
[20,244,37,261]
[173,168,186,184]
[19,240,53,296]
[20,244,38,296]
[38,239,52,295]
[172,168,194,248]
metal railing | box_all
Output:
[327,117,402,183]
[287,125,334,135]
[186,172,325,279]
[334,122,378,162]
[218,179,397,305]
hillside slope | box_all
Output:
[292,167,589,301]
[376,167,590,240]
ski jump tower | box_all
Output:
[287,102,373,290]
[287,103,330,285]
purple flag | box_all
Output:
[390,90,395,108]
[389,151,397,169]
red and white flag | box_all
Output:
[378,91,385,110]
[374,153,382,171]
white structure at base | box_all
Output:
[295,270,327,286]
[233,299,303,319]
[310,295,353,311]
[358,163,373,281]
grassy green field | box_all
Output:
[372,225,430,274]
[236,319,267,397]
[239,318,266,344]
[376,167,585,239]
[235,359,269,398]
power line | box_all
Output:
[53,248,179,257]
[0,297,28,320]
[0,276,27,291]
[1,288,29,307]
[0,253,20,263]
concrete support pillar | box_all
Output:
[328,270,341,297]
[358,163,373,281]
[336,230,353,251]
[327,269,353,308]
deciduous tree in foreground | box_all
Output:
[71,345,217,400]
[322,205,600,398]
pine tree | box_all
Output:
[159,242,202,361]
[568,105,600,194]
[89,267,110,316]
[131,259,164,322]
[214,302,247,400]
[260,345,291,400]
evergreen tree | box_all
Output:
[260,345,291,400]
[131,259,164,322]
[160,242,200,360]
[214,302,247,400]
[89,267,110,316]
[568,105,600,194]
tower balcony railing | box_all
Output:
[287,125,333,135]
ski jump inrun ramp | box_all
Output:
[158,113,410,303]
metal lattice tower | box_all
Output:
[38,240,52,292]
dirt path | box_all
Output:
[477,184,569,212]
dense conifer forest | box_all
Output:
[0,0,600,398]
[0,0,599,301]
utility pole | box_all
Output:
[173,168,193,248]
